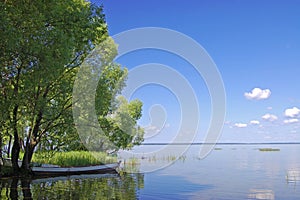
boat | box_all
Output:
[32,162,120,177]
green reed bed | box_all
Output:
[31,151,117,167]
[123,157,140,166]
[214,148,222,150]
[258,148,280,152]
[144,155,187,163]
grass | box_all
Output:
[214,148,222,150]
[148,156,157,162]
[259,148,280,152]
[123,154,188,164]
[31,151,117,167]
[166,155,177,161]
[124,157,140,166]
[178,155,186,161]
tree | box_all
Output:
[1,0,107,173]
[72,37,144,153]
[104,96,144,150]
[0,0,144,175]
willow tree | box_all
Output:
[0,0,144,175]
[1,0,107,173]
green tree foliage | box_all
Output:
[72,38,144,153]
[0,0,144,174]
[105,96,144,149]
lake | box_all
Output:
[1,144,300,199]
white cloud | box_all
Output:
[262,113,278,122]
[283,118,299,124]
[234,123,248,128]
[284,107,300,118]
[250,120,260,125]
[244,88,271,100]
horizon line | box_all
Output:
[141,142,300,145]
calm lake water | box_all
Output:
[1,144,300,199]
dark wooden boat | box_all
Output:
[32,163,119,177]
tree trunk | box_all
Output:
[11,137,20,174]
[21,109,43,172]
[11,68,21,175]
[21,142,35,172]
[12,117,21,174]
[21,137,30,171]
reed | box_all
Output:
[214,148,222,150]
[31,151,117,167]
[124,157,140,166]
[258,148,280,152]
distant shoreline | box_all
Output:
[141,142,300,145]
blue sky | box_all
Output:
[92,0,300,142]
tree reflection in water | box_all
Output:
[0,173,144,199]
